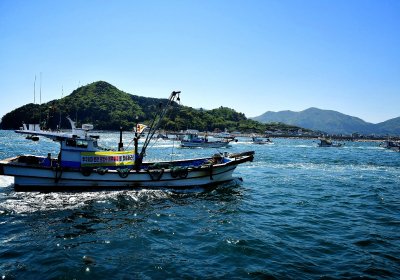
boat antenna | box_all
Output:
[39,72,42,123]
[74,82,80,126]
[140,91,181,157]
[33,75,36,121]
[171,138,175,161]
[59,86,63,130]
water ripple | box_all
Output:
[1,132,400,279]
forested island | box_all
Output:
[1,81,312,134]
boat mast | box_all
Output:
[59,86,63,131]
[118,126,123,151]
[76,82,79,126]
[39,72,42,124]
[134,116,139,171]
[134,91,180,170]
[33,75,36,123]
[140,91,180,156]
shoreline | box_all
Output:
[266,136,384,143]
[204,133,388,143]
[1,129,390,143]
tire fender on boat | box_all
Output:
[171,167,180,178]
[148,168,164,181]
[179,168,188,179]
[117,168,130,178]
[80,167,93,177]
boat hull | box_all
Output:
[253,141,273,145]
[379,143,400,152]
[180,141,229,148]
[0,154,253,190]
[317,144,343,147]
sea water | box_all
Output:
[0,130,399,279]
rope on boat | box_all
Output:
[199,161,214,180]
[146,136,162,152]
[117,168,130,178]
[124,139,135,151]
[53,164,63,183]
[214,147,223,155]
[171,138,175,161]
[96,167,108,175]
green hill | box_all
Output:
[1,81,312,134]
[374,117,400,135]
[2,81,154,131]
[251,107,400,135]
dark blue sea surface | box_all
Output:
[1,130,399,279]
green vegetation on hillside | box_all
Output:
[1,81,312,134]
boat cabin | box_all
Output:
[183,133,207,143]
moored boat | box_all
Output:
[251,135,273,145]
[0,91,254,190]
[314,139,344,147]
[215,132,238,143]
[379,140,400,152]
[180,133,230,148]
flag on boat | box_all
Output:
[136,124,147,133]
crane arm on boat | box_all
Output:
[140,91,180,157]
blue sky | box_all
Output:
[0,0,399,124]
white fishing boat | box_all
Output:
[218,132,233,139]
[180,133,230,148]
[216,132,238,143]
[314,139,344,147]
[156,132,180,141]
[0,91,254,191]
[251,136,273,145]
[379,140,400,152]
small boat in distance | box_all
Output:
[180,133,230,148]
[0,91,254,190]
[314,138,344,147]
[251,135,273,145]
[156,133,180,141]
[379,140,400,152]
[215,132,238,143]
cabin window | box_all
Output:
[77,140,88,148]
[66,139,77,147]
[93,141,98,148]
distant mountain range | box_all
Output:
[251,108,400,135]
